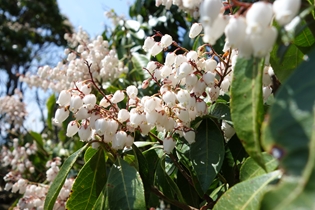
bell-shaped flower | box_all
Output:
[189,23,203,38]
[273,0,301,26]
[246,2,273,35]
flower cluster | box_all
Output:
[0,90,27,132]
[157,0,301,58]
[20,30,128,92]
[3,156,73,210]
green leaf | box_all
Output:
[92,187,106,210]
[213,170,281,210]
[66,149,107,209]
[155,156,185,203]
[190,118,225,193]
[29,131,43,148]
[260,48,315,209]
[240,153,278,181]
[230,57,265,170]
[105,157,145,209]
[46,94,56,129]
[209,102,231,122]
[84,147,98,162]
[131,52,149,72]
[262,48,315,176]
[44,144,88,210]
[271,16,315,83]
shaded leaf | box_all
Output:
[44,144,88,210]
[66,149,107,209]
[190,118,225,193]
[213,170,281,210]
[209,102,231,122]
[260,48,315,209]
[155,156,185,203]
[230,57,265,169]
[105,157,145,209]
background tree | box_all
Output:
[0,0,72,96]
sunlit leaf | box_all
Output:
[230,57,265,169]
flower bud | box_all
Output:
[203,72,215,87]
[199,0,223,26]
[165,52,176,66]
[53,107,69,124]
[118,109,130,123]
[143,37,155,52]
[83,94,96,109]
[112,131,127,150]
[75,105,90,120]
[163,136,176,154]
[183,130,195,144]
[160,65,172,78]
[160,34,173,48]
[66,121,79,137]
[126,85,138,99]
[189,23,203,38]
[111,90,125,103]
[225,16,247,49]
[273,0,301,26]
[150,42,163,57]
[246,2,273,35]
[125,135,134,147]
[70,95,83,112]
[178,62,194,80]
[205,59,217,72]
[57,90,71,107]
[78,125,92,142]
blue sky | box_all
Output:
[57,0,135,37]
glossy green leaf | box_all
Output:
[105,157,145,209]
[44,144,88,210]
[46,94,56,129]
[190,118,225,193]
[213,170,281,210]
[260,48,315,209]
[66,149,107,209]
[84,147,98,162]
[230,57,265,170]
[209,102,231,122]
[240,153,278,181]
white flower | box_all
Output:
[78,125,92,142]
[250,26,278,58]
[150,42,163,56]
[118,109,130,123]
[66,121,79,137]
[126,85,138,99]
[160,34,173,48]
[143,37,155,52]
[246,2,273,35]
[273,0,301,26]
[56,90,71,106]
[189,23,203,38]
[199,0,223,26]
[183,130,195,144]
[203,14,229,45]
[53,107,69,124]
[165,52,176,66]
[111,90,125,103]
[163,136,176,154]
[225,16,247,49]
[70,95,83,112]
